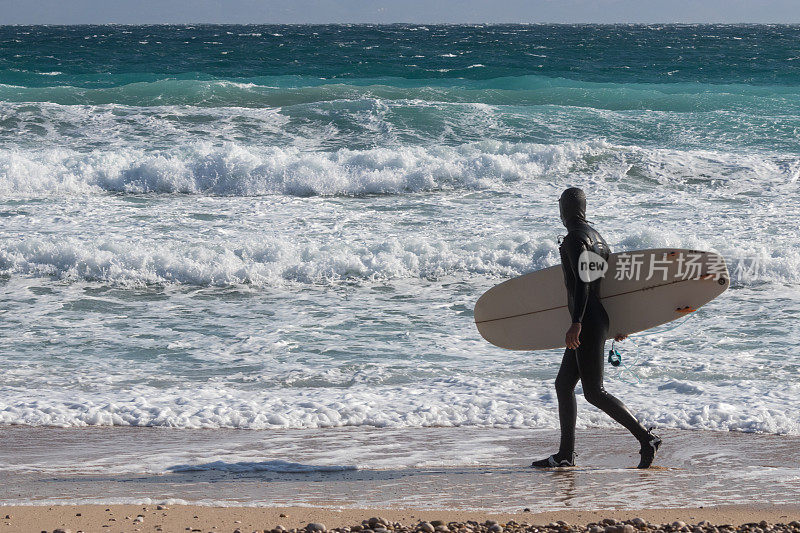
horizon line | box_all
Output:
[3,22,800,26]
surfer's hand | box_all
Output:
[614,333,628,342]
[565,323,581,349]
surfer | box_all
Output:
[530,187,661,469]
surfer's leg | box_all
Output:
[532,349,579,467]
[531,348,579,468]
[576,315,650,443]
[554,348,580,457]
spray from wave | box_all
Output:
[0,140,602,196]
[2,140,797,196]
[2,230,797,287]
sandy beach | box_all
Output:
[2,504,800,533]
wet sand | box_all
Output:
[2,426,799,532]
[2,427,798,511]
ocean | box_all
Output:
[1,25,799,486]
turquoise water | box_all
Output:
[4,25,800,85]
[3,25,800,154]
[0,25,798,437]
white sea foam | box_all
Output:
[2,228,798,287]
[1,109,799,441]
[0,140,599,196]
[1,139,797,199]
[0,233,559,286]
[0,377,797,434]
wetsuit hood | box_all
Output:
[559,187,587,229]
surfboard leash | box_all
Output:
[608,310,698,384]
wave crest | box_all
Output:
[0,235,559,286]
[3,75,800,111]
[0,141,599,196]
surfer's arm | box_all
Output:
[563,235,590,324]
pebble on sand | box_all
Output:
[278,517,800,533]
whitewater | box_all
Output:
[1,24,799,445]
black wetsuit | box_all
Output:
[555,189,649,458]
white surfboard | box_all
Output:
[474,248,729,351]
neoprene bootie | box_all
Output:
[637,430,662,469]
[530,452,576,468]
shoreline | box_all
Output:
[2,504,800,533]
[2,427,799,513]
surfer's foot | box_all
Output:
[637,429,662,469]
[530,451,575,468]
